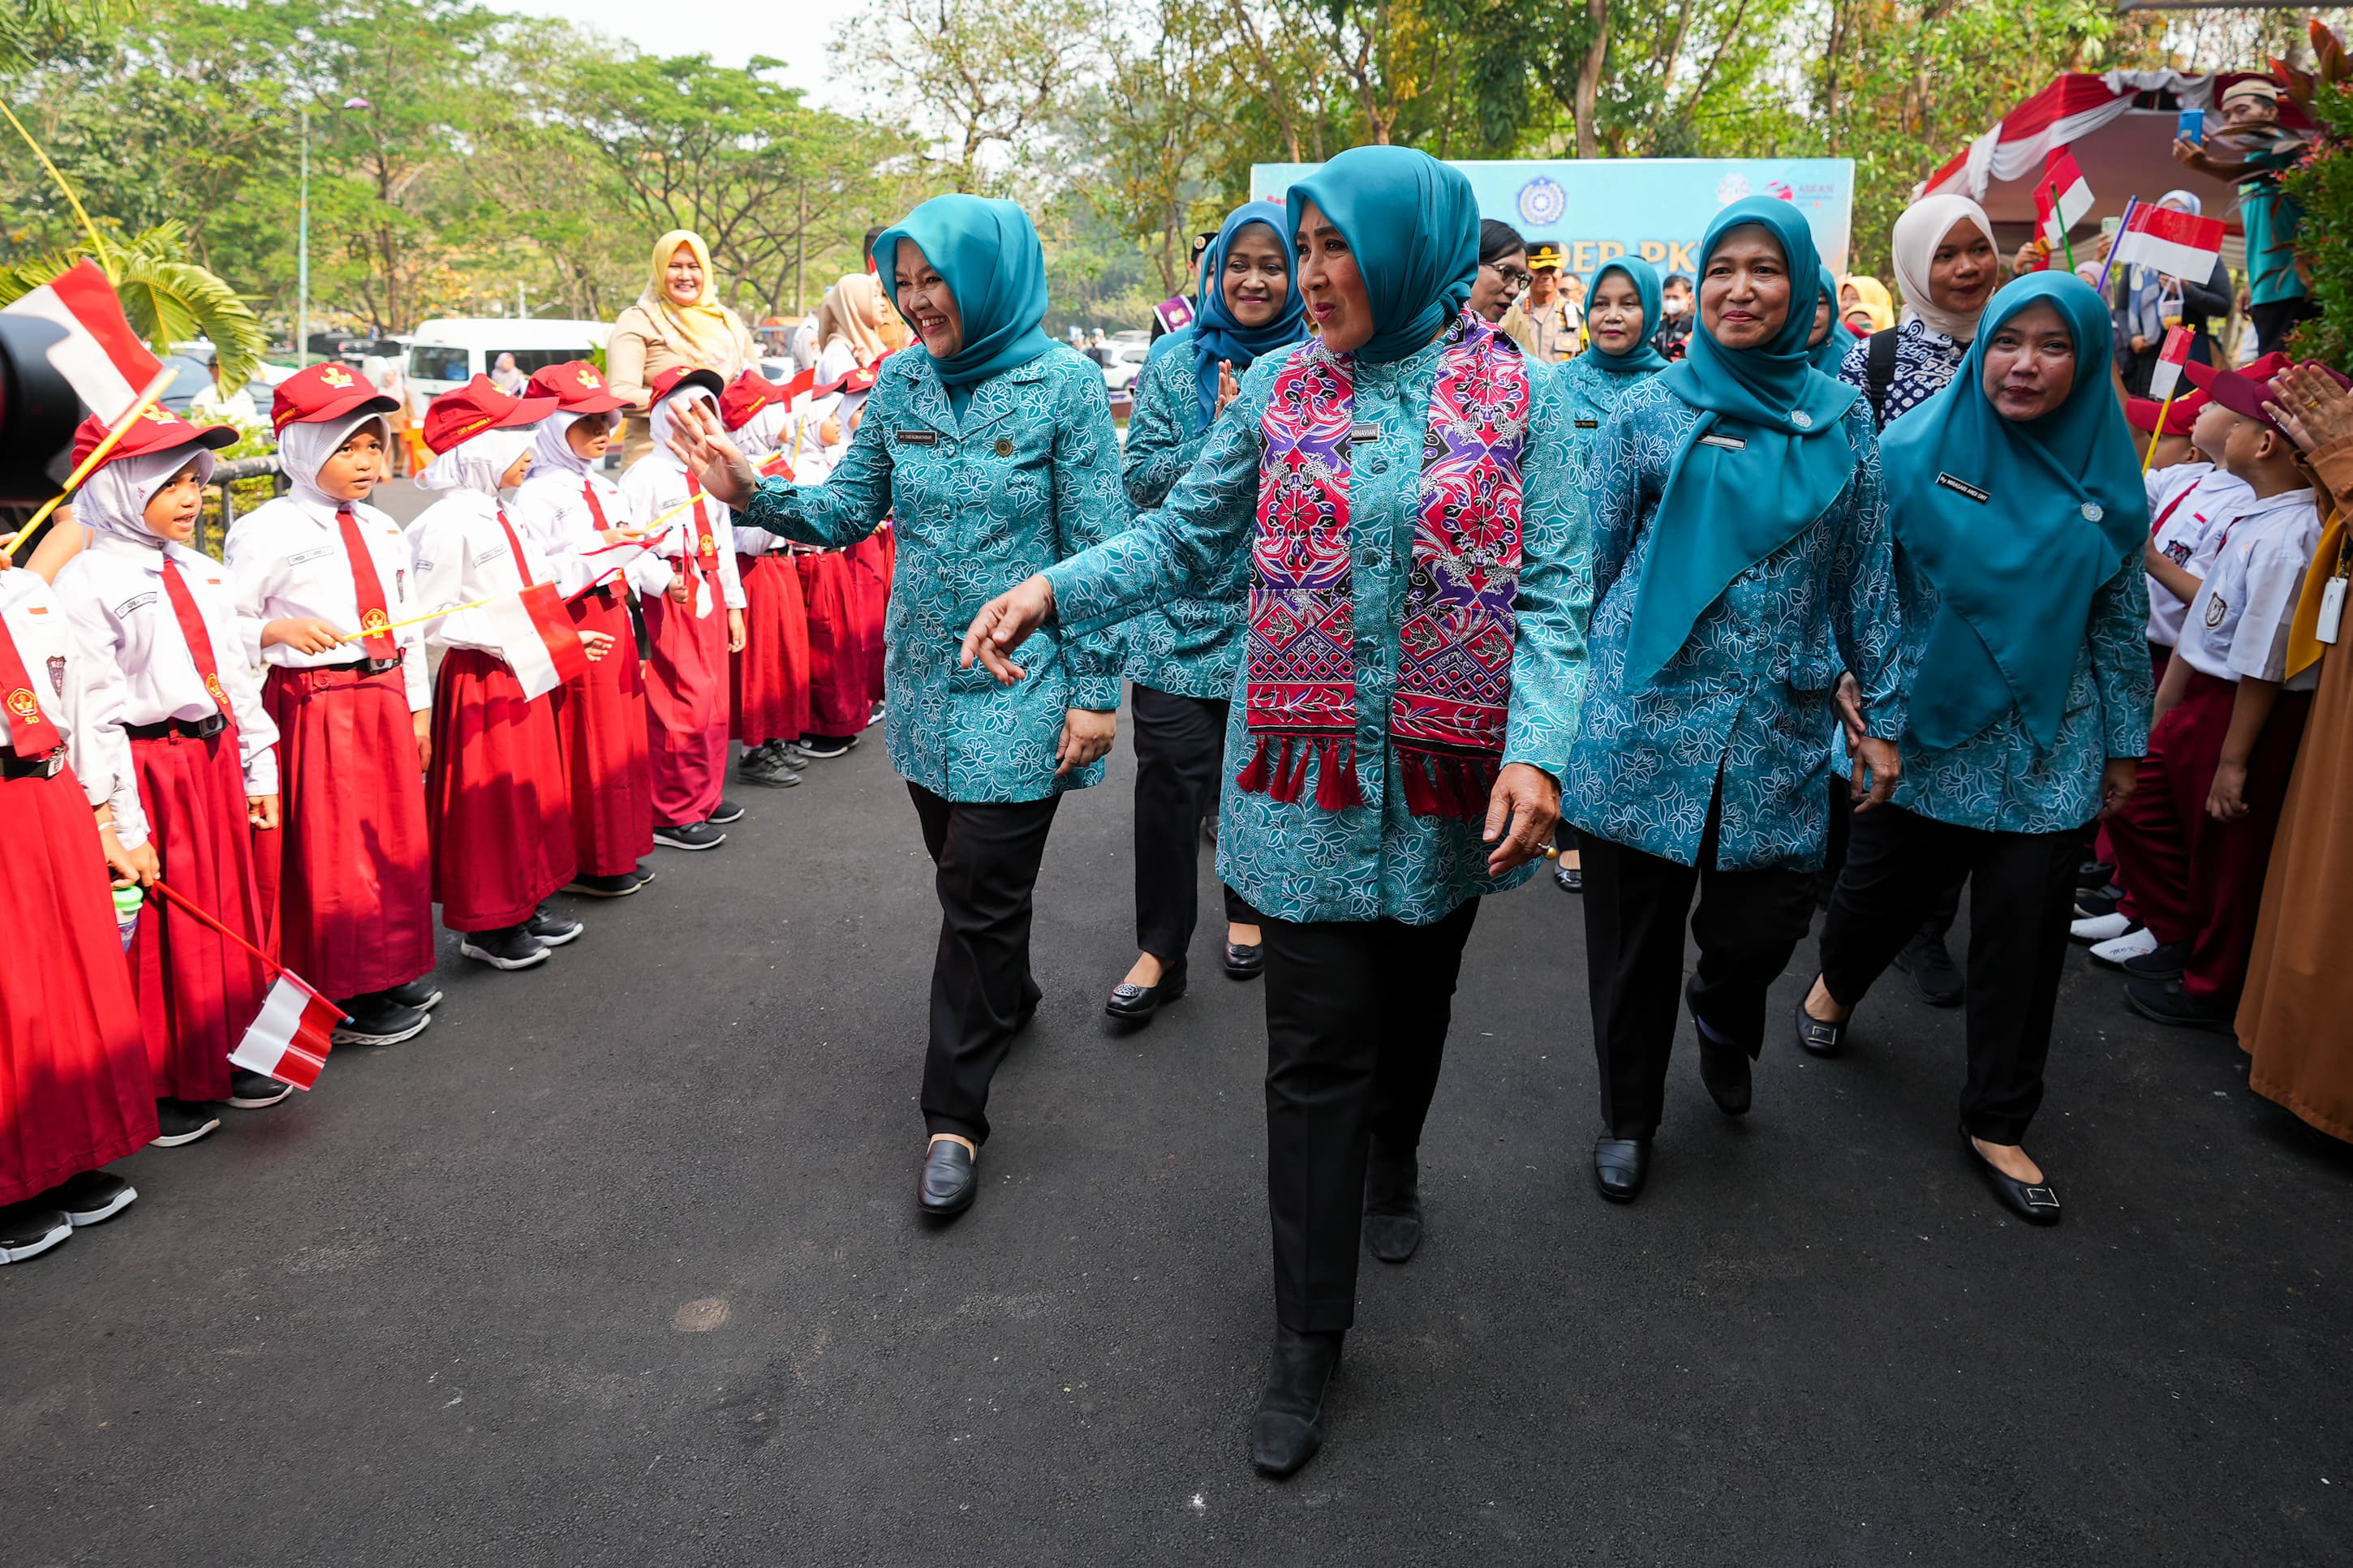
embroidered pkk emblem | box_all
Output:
[319,366,355,389]
[361,608,392,634]
[7,686,36,719]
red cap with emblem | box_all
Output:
[2184,356,2294,432]
[2127,393,2205,439]
[71,406,239,470]
[717,369,777,432]
[420,374,559,455]
[524,359,630,415]
[647,366,725,406]
[270,360,402,436]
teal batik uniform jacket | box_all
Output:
[1117,328,1252,699]
[1566,378,1905,870]
[741,346,1127,804]
[1046,333,1594,926]
[1552,353,1650,454]
[1889,540,2153,834]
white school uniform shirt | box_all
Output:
[0,568,147,846]
[618,454,746,617]
[225,492,432,711]
[2177,488,2325,694]
[54,534,281,796]
[511,468,673,600]
[406,492,620,655]
[2142,462,2254,647]
[813,342,871,465]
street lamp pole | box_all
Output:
[297,104,309,368]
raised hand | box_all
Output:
[663,401,758,508]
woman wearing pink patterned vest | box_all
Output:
[961,147,1592,1478]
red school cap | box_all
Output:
[646,366,725,406]
[717,369,777,432]
[71,404,239,470]
[270,361,401,436]
[2127,392,2205,438]
[524,359,630,415]
[2183,359,2289,432]
[420,374,557,456]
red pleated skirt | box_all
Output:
[550,586,655,878]
[253,663,434,1000]
[0,766,157,1205]
[642,586,729,826]
[796,551,871,737]
[428,648,576,931]
[847,529,893,703]
[731,553,812,746]
[127,727,270,1102]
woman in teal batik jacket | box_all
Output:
[1107,200,1306,1025]
[957,146,1591,1480]
[668,194,1127,1222]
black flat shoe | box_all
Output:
[1795,990,1848,1059]
[1250,1325,1344,1477]
[1552,861,1583,893]
[917,1139,977,1216]
[1105,960,1186,1022]
[1962,1128,2060,1226]
[1222,941,1264,979]
[1361,1141,1422,1263]
[1592,1137,1649,1202]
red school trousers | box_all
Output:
[642,589,729,827]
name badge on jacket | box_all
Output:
[1349,423,1383,446]
[1698,433,1746,452]
[897,429,939,447]
[1934,473,1991,504]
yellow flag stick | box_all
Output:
[3,364,180,559]
[2142,386,2179,474]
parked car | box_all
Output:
[1099,340,1151,394]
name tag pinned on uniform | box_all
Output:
[1934,473,1990,504]
[2317,577,2345,645]
[289,547,333,568]
[113,592,157,617]
[1574,418,1598,430]
[473,547,506,566]
[897,428,939,446]
[1698,434,1746,452]
[1349,422,1383,445]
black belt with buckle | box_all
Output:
[125,713,229,741]
[329,651,405,676]
[0,746,65,780]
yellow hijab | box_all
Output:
[641,230,736,366]
[1842,274,1896,333]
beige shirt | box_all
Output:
[1500,294,1580,362]
[605,301,758,408]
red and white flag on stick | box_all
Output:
[2148,326,2195,402]
[0,259,164,422]
[2112,204,2227,283]
[475,580,588,700]
[230,973,342,1090]
[2039,147,2095,249]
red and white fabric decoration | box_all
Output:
[1,260,166,423]
[2114,205,2228,286]
[2149,326,2195,402]
[2038,147,2094,247]
[478,581,588,701]
[230,973,341,1090]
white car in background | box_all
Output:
[1098,336,1152,394]
[406,317,612,415]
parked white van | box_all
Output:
[404,318,612,412]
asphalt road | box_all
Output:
[6,491,2348,1562]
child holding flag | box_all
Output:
[716,369,812,788]
[226,364,437,1048]
[53,409,290,1141]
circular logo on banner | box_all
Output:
[1516,177,1567,229]
[360,608,391,634]
[1716,171,1753,205]
[6,686,37,720]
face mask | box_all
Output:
[1663,295,1691,318]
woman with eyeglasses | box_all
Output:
[1468,218,1529,324]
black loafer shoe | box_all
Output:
[1892,931,1964,1008]
[1361,1141,1422,1263]
[1250,1326,1344,1477]
[1222,942,1265,979]
[1592,1137,1649,1202]
[1552,861,1583,893]
[1795,992,1848,1059]
[917,1139,978,1216]
[1963,1128,2060,1226]
[1105,960,1187,1022]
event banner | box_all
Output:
[1249,158,1857,277]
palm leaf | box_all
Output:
[0,226,269,389]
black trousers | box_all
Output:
[2251,296,2321,357]
[1819,804,2079,1145]
[1822,775,1964,939]
[1131,685,1257,960]
[1262,901,1479,1333]
[1581,805,1817,1141]
[909,783,1061,1145]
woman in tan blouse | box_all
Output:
[609,230,758,454]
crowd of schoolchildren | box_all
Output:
[0,239,902,1266]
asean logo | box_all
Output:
[6,686,37,720]
[1516,177,1567,229]
[360,608,391,634]
[319,366,355,389]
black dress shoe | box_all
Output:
[1892,930,1964,1007]
[1592,1137,1649,1202]
[1361,1141,1422,1263]
[1222,941,1265,979]
[1250,1325,1344,1477]
[1962,1128,2060,1226]
[1105,959,1186,1022]
[1795,990,1848,1059]
[917,1139,977,1216]
[1552,860,1583,893]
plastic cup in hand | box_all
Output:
[111,882,144,951]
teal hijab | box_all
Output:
[1584,256,1669,375]
[1190,202,1307,424]
[1284,146,1478,364]
[1626,199,1862,688]
[872,195,1056,406]
[1807,265,1848,374]
[1881,273,2148,751]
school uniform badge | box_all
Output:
[45,655,63,695]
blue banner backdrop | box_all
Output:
[1248,158,1857,278]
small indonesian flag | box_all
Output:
[2039,148,2094,249]
[2113,204,2227,284]
[478,581,588,700]
[2148,326,2195,401]
[230,973,342,1090]
[1,260,166,423]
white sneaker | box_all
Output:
[2071,911,2135,943]
[2090,925,2160,969]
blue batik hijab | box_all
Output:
[872,195,1056,412]
[1626,199,1863,688]
[1584,256,1669,376]
[1190,203,1307,426]
[1881,273,2147,751]
[1284,146,1478,364]
[1808,265,1848,375]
